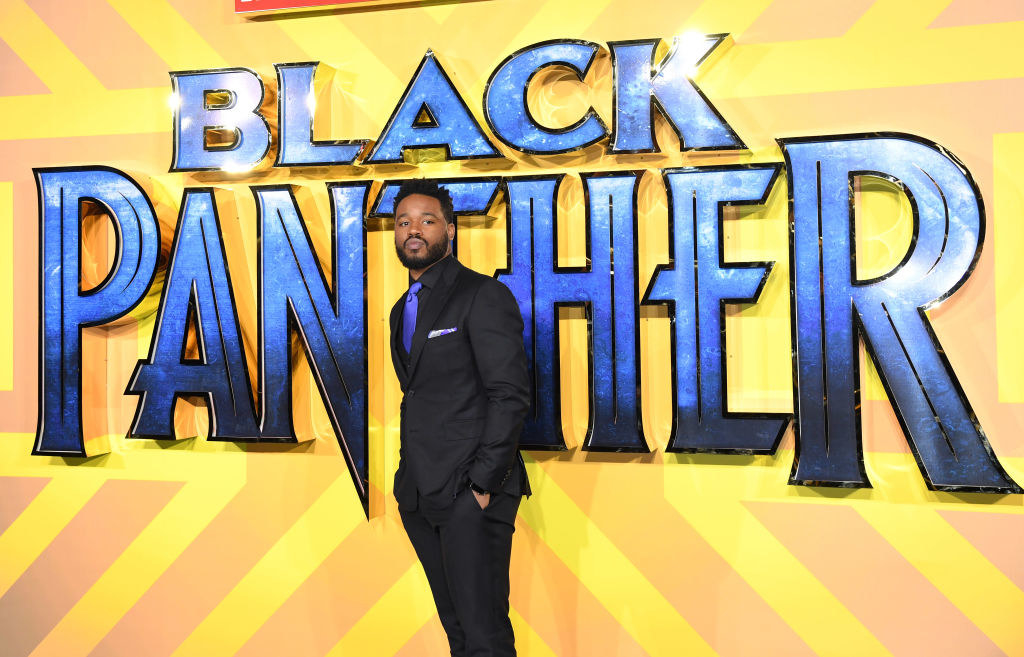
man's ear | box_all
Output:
[447,221,456,240]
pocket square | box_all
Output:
[428,327,458,339]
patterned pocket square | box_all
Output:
[428,327,458,339]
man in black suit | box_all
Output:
[389,180,531,657]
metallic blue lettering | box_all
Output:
[36,167,159,455]
[648,166,789,453]
[256,184,370,503]
[171,68,271,171]
[608,36,744,153]
[499,174,646,451]
[484,40,608,155]
[782,134,1021,492]
[581,173,645,450]
[275,62,367,167]
[497,177,563,449]
[364,51,499,163]
[127,189,259,440]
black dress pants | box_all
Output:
[399,487,521,657]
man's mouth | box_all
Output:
[405,238,425,250]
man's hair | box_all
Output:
[393,180,456,225]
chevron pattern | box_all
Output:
[2,0,1024,655]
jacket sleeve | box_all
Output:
[465,279,530,491]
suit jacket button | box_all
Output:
[407,389,415,397]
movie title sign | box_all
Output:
[34,36,1021,509]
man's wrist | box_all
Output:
[468,480,491,496]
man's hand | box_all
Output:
[472,489,490,509]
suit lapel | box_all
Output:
[407,261,462,379]
[389,295,408,387]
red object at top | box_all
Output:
[235,0,391,13]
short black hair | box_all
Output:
[393,180,455,225]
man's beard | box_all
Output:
[396,235,448,270]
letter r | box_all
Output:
[782,134,1020,492]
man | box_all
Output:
[389,179,531,657]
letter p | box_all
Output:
[36,167,159,455]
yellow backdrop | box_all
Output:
[1,0,1023,656]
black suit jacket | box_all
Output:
[390,257,532,510]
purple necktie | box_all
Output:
[402,281,422,353]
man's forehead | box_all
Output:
[395,193,444,216]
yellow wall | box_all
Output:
[1,1,1023,655]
